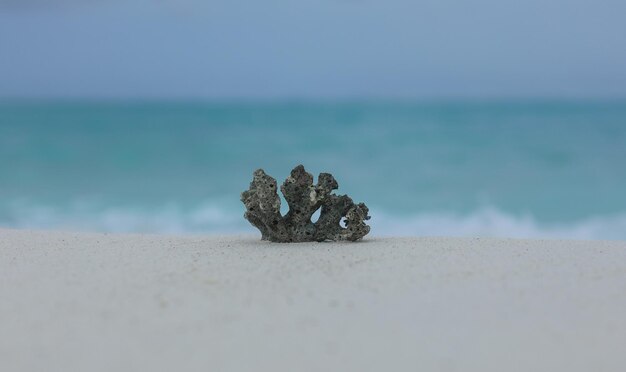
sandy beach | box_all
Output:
[2,228,626,371]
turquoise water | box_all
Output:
[1,101,626,239]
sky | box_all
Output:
[1,0,625,100]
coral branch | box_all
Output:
[241,165,370,242]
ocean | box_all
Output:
[1,101,625,239]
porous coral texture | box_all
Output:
[241,165,370,242]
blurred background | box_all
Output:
[1,1,625,239]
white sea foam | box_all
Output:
[370,207,626,240]
[2,201,626,240]
[3,200,247,234]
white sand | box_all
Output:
[1,228,626,372]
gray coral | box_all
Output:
[241,165,371,242]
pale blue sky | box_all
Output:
[1,0,625,99]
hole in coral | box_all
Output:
[279,191,288,216]
[340,217,348,227]
[311,208,321,223]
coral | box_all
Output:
[241,165,371,242]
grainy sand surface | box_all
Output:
[1,228,626,372]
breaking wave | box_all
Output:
[1,201,625,240]
[370,207,626,240]
[0,200,248,234]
